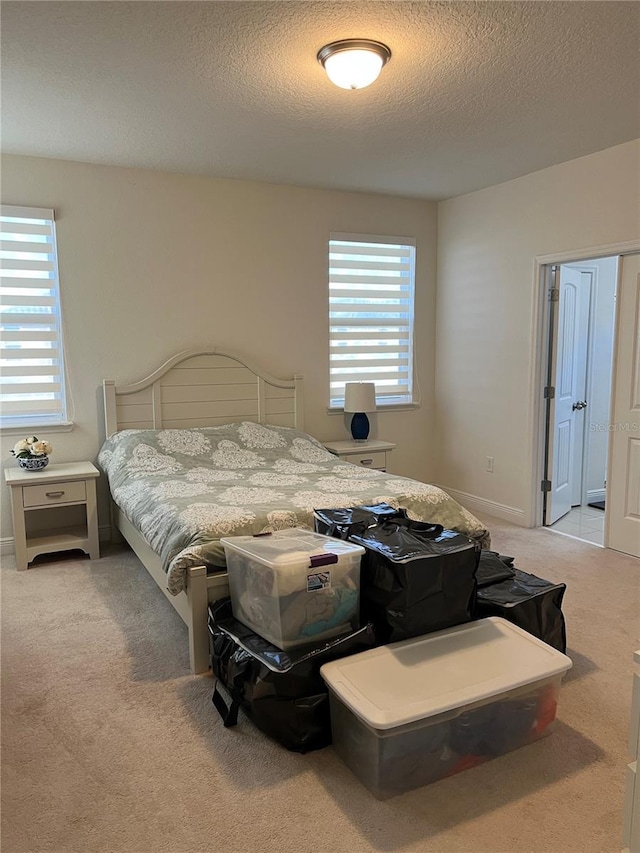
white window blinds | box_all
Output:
[329,234,416,408]
[0,205,68,428]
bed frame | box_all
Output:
[103,347,304,674]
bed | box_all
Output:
[100,347,490,674]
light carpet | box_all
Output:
[2,515,639,853]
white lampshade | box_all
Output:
[323,49,384,90]
[317,40,391,91]
[344,382,376,413]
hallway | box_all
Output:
[549,505,604,546]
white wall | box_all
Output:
[0,155,437,544]
[436,139,640,524]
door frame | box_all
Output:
[575,264,597,508]
[543,263,593,525]
[529,239,640,534]
[564,264,595,508]
[570,262,618,509]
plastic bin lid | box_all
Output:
[220,527,365,568]
[320,617,573,730]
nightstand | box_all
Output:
[4,461,100,571]
[323,439,396,472]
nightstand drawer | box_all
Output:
[23,480,87,508]
[323,440,395,474]
[349,451,386,470]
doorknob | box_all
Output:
[572,400,588,411]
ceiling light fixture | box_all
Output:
[317,39,391,90]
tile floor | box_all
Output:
[548,505,604,545]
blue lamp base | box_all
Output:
[350,412,370,442]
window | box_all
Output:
[0,206,68,428]
[328,233,416,408]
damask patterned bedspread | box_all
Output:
[98,423,490,595]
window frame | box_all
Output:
[0,205,71,432]
[328,232,417,411]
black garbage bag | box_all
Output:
[348,521,480,643]
[476,550,516,588]
[208,598,377,753]
[450,695,539,757]
[476,568,567,652]
[314,503,408,539]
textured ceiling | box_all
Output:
[2,1,639,199]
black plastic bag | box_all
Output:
[476,550,515,588]
[208,598,376,753]
[476,568,567,652]
[348,521,480,643]
[314,504,408,539]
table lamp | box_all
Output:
[344,382,376,442]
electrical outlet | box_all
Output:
[486,456,494,473]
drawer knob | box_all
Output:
[360,458,373,465]
[45,490,65,498]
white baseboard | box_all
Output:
[439,486,528,527]
[0,536,15,558]
[0,524,112,558]
[586,489,606,504]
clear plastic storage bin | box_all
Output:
[221,528,365,650]
[321,617,572,798]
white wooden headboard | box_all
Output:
[103,347,304,436]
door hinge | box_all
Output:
[541,479,552,492]
[544,386,555,399]
[548,288,560,302]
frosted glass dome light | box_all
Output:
[317,39,391,90]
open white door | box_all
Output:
[545,265,590,525]
[607,253,640,557]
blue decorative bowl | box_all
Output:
[18,456,49,471]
